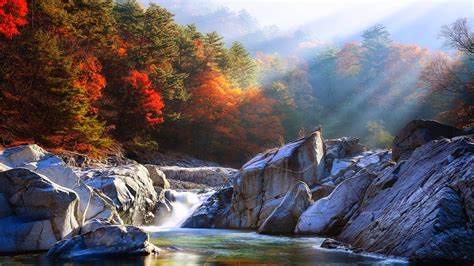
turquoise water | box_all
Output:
[0,228,408,265]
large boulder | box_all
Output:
[182,187,234,228]
[227,130,325,228]
[337,135,474,262]
[157,166,237,187]
[0,145,117,223]
[258,181,312,235]
[47,225,159,258]
[78,164,158,226]
[295,169,377,235]
[0,168,80,252]
[392,119,467,161]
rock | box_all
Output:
[0,168,80,252]
[295,169,376,235]
[392,119,466,161]
[79,164,158,226]
[131,151,221,168]
[145,165,170,189]
[337,135,474,262]
[258,181,313,235]
[168,179,210,190]
[157,166,237,187]
[325,137,365,159]
[310,184,335,201]
[47,225,159,259]
[78,219,112,234]
[227,130,325,228]
[327,150,391,186]
[182,187,234,228]
[320,238,360,252]
[0,145,117,223]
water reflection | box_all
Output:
[0,228,408,265]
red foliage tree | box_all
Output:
[74,56,106,112]
[0,0,28,39]
[124,69,165,126]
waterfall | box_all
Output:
[143,189,214,231]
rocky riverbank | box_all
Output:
[0,119,472,263]
[0,144,235,257]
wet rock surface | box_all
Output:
[182,187,234,228]
[47,225,159,259]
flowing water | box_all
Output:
[144,189,214,230]
[0,189,409,265]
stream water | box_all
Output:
[0,190,409,265]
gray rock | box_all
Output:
[157,166,237,187]
[258,181,313,235]
[79,164,158,226]
[182,187,234,228]
[392,119,465,161]
[47,225,159,258]
[0,168,80,252]
[0,145,117,223]
[145,165,170,189]
[338,135,474,262]
[325,137,365,159]
[227,130,325,228]
[320,238,360,252]
[310,184,335,201]
[295,169,376,235]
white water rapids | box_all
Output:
[143,189,214,231]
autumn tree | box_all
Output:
[420,18,474,127]
[0,0,28,39]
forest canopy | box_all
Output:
[0,0,472,165]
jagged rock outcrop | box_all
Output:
[295,170,377,235]
[336,135,474,262]
[0,145,117,223]
[182,187,233,228]
[226,130,325,228]
[258,181,312,235]
[323,150,392,186]
[157,166,237,187]
[392,119,469,161]
[145,164,170,189]
[47,225,159,258]
[78,164,158,225]
[325,137,365,165]
[0,169,80,252]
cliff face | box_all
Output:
[337,135,474,262]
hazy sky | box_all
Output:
[216,0,473,31]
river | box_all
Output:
[0,189,409,265]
